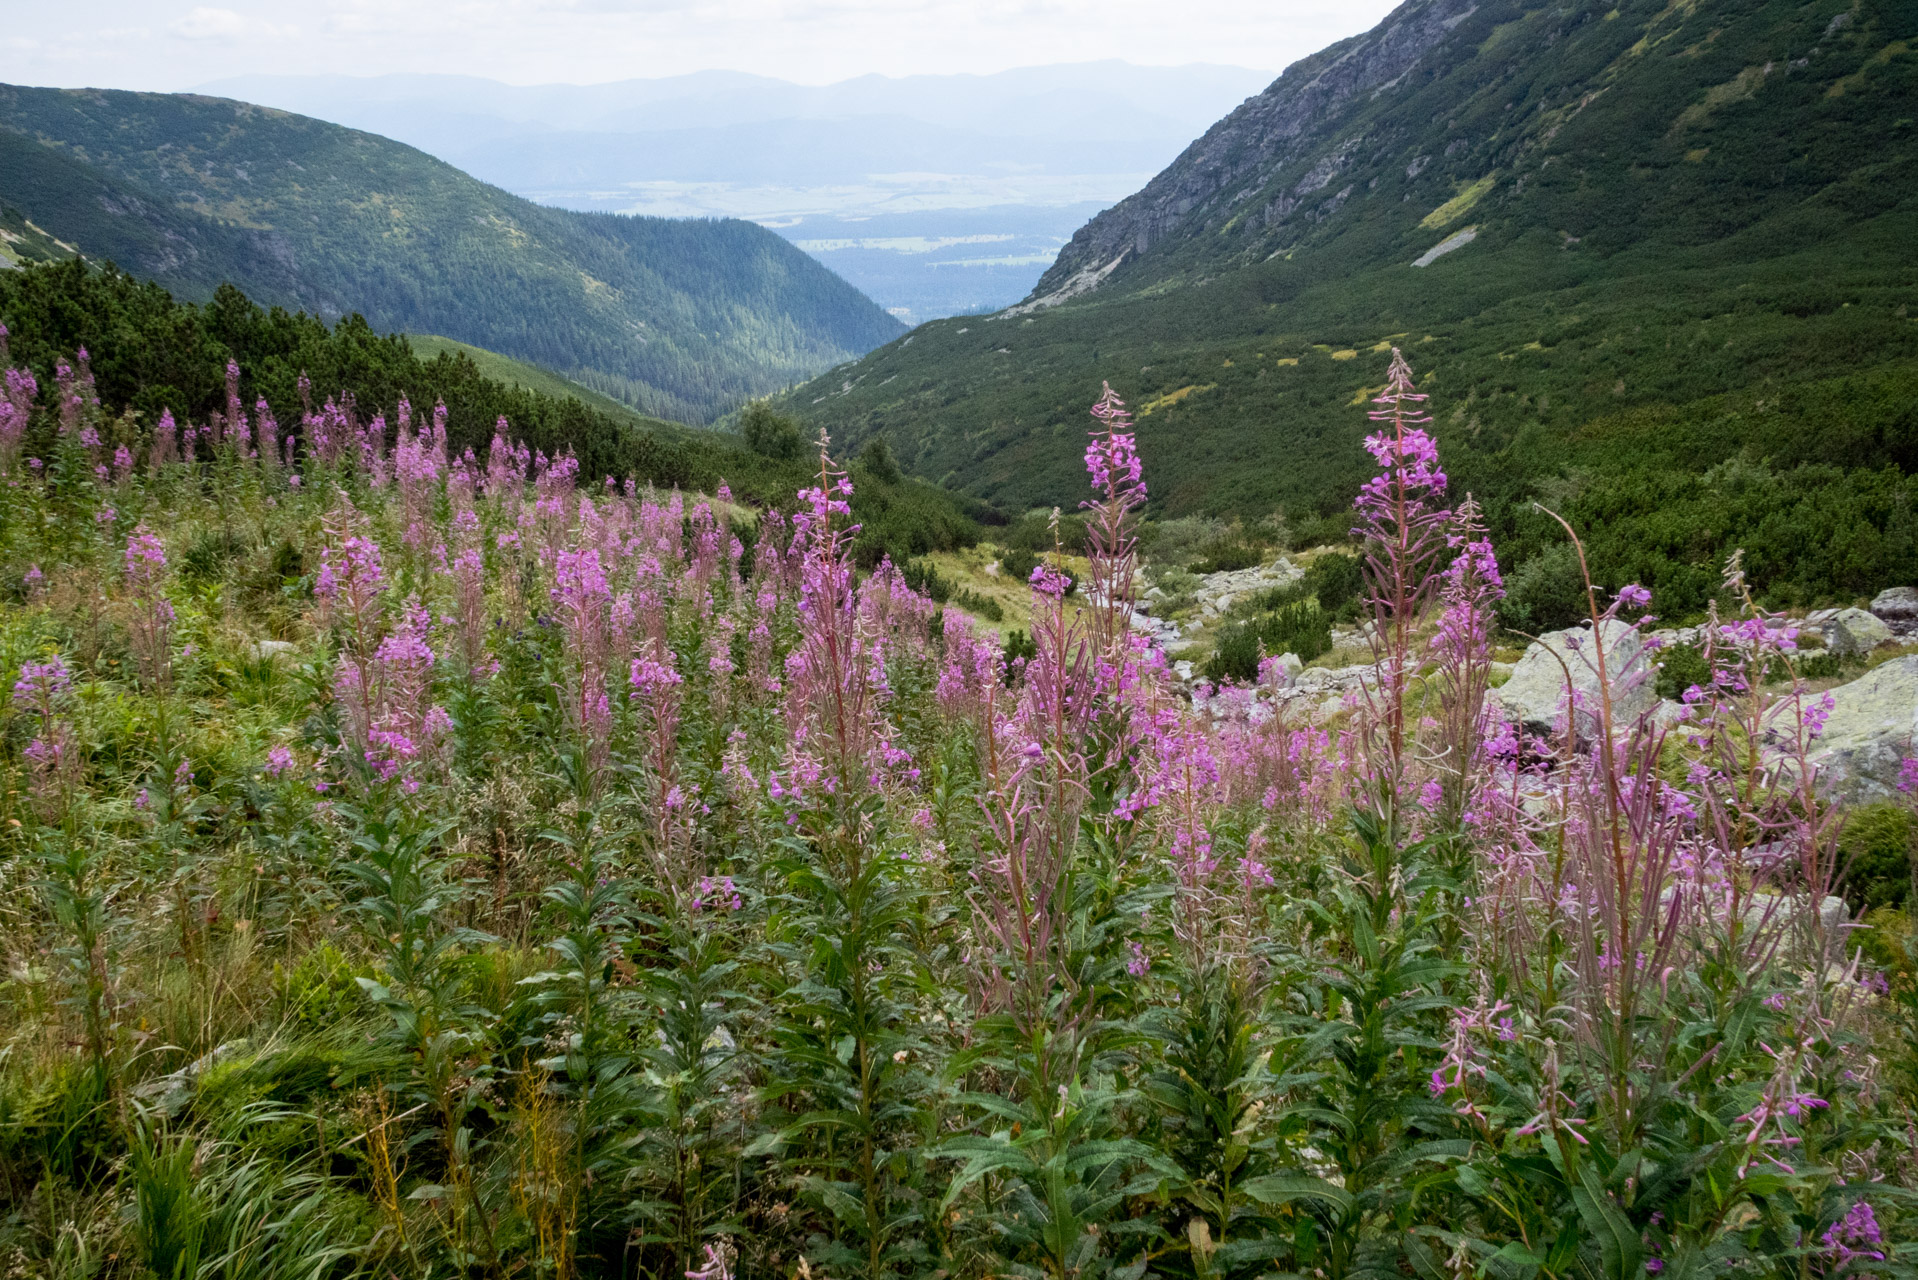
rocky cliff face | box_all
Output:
[1029,0,1479,300]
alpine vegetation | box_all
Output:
[0,329,1910,1280]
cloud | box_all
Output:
[169,6,295,40]
[21,0,1400,92]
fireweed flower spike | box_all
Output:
[552,545,617,790]
[123,526,175,691]
[1352,346,1450,818]
[1430,496,1503,827]
[1082,381,1146,658]
[13,656,76,817]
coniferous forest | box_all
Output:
[0,245,1911,1278]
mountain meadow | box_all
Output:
[0,0,1915,1277]
[0,85,903,424]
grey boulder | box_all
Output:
[1871,586,1918,621]
[1807,607,1893,656]
[1490,619,1658,737]
[1807,655,1918,802]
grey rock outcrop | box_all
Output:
[1022,0,1481,303]
[1807,655,1918,802]
[1490,620,1658,737]
[1871,586,1918,622]
[1807,607,1893,656]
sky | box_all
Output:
[6,0,1405,91]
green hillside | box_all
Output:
[403,333,682,438]
[782,0,1918,624]
[0,85,904,423]
[0,259,981,566]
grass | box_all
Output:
[404,334,683,437]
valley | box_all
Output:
[193,64,1275,323]
[0,2,1914,1274]
[0,84,902,423]
[783,0,1918,627]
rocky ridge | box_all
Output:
[1026,0,1478,302]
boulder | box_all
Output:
[1261,652,1304,688]
[1490,619,1658,737]
[1652,698,1691,729]
[1807,655,1918,803]
[1650,626,1705,650]
[1809,607,1893,656]
[1870,586,1918,622]
[1660,888,1850,938]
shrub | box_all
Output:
[953,589,1003,622]
[1203,600,1331,682]
[741,401,805,460]
[1655,643,1712,701]
[1303,551,1364,619]
[1139,516,1228,566]
[999,547,1039,582]
[901,558,952,603]
[1190,540,1263,574]
[180,527,250,586]
[997,548,1075,596]
[1498,541,1588,632]
[1002,627,1036,669]
[1839,803,1915,913]
[859,437,901,484]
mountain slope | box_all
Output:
[780,0,1918,620]
[0,85,903,422]
[191,64,1276,323]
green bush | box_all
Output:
[1797,650,1863,681]
[1303,552,1364,620]
[997,548,1076,596]
[1655,643,1712,701]
[1139,516,1228,566]
[953,589,1004,622]
[1190,539,1262,574]
[741,401,805,460]
[1838,804,1915,914]
[1499,542,1589,633]
[859,437,901,484]
[999,511,1088,554]
[999,548,1039,581]
[1203,600,1332,683]
[1003,628,1037,669]
[180,527,250,586]
[901,558,952,603]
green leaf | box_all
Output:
[936,1138,1038,1211]
[1239,1173,1354,1219]
[1571,1165,1643,1280]
[1404,1233,1449,1280]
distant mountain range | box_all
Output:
[0,84,904,422]
[192,65,1276,323]
[777,0,1918,623]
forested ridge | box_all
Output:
[0,260,982,567]
[0,84,904,423]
